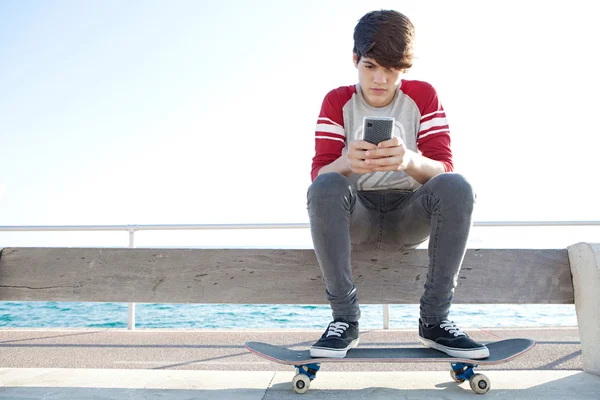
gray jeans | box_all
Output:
[306,172,476,325]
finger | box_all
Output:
[365,156,402,167]
[349,158,373,170]
[367,146,406,159]
[377,136,402,148]
[348,148,368,159]
[351,140,377,151]
[365,147,399,159]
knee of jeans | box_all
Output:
[307,172,353,205]
[429,173,476,206]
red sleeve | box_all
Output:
[403,81,454,172]
[310,87,355,181]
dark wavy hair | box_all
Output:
[353,10,415,71]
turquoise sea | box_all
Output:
[0,302,578,329]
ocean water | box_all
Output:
[0,302,578,329]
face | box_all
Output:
[353,54,403,108]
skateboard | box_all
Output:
[245,338,535,394]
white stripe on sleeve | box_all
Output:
[315,135,345,143]
[418,128,450,140]
[316,123,345,136]
[419,117,448,133]
[317,117,343,127]
[420,110,446,120]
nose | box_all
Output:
[373,68,387,84]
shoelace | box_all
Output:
[326,321,349,338]
[440,320,467,337]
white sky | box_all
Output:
[1,0,599,248]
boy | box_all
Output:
[307,9,489,360]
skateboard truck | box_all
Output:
[450,362,490,394]
[292,363,321,393]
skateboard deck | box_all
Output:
[245,338,535,394]
[245,338,534,365]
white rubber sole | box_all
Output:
[418,337,490,359]
[310,338,360,358]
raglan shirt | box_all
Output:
[311,80,453,191]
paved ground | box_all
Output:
[1,326,598,399]
[1,369,599,399]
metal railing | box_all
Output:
[1,220,599,330]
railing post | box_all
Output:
[383,304,390,329]
[128,227,136,330]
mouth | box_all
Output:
[371,88,387,94]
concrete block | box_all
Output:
[567,242,600,376]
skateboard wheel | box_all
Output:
[450,368,465,383]
[292,374,311,394]
[469,373,490,394]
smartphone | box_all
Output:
[362,116,394,145]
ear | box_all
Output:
[353,52,359,68]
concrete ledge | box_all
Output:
[0,369,599,399]
[567,242,600,376]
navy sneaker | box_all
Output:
[418,319,489,359]
[310,320,359,358]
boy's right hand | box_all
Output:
[347,140,378,174]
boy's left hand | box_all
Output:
[363,136,413,172]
